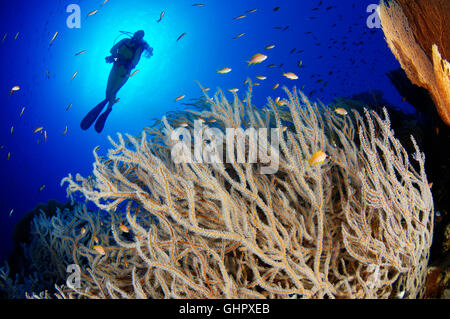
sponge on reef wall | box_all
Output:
[379,0,450,125]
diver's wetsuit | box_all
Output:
[80,34,149,133]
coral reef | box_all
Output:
[379,0,450,125]
[40,84,432,299]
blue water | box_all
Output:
[0,0,408,263]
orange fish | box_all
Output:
[93,245,106,255]
[308,151,327,166]
[247,53,267,65]
[175,95,186,102]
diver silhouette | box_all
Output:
[81,30,153,133]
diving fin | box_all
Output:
[94,107,113,133]
[80,99,108,130]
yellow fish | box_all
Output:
[93,245,106,255]
[80,227,86,235]
[49,32,58,46]
[247,53,267,65]
[217,67,232,74]
[283,72,298,80]
[308,151,327,166]
[71,71,78,81]
[87,9,98,17]
[129,69,140,77]
[334,108,348,116]
[20,107,25,117]
[62,126,68,135]
[75,50,87,56]
[157,11,165,23]
[34,126,44,134]
[233,33,245,39]
[119,223,129,233]
[272,83,279,90]
[175,94,186,102]
[233,15,246,20]
[10,85,20,95]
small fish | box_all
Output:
[157,11,165,23]
[1,33,7,44]
[273,7,280,11]
[334,108,348,116]
[7,152,11,160]
[87,9,98,18]
[93,235,99,244]
[255,76,266,80]
[20,107,25,117]
[247,53,267,65]
[228,88,239,93]
[119,223,129,233]
[49,32,58,46]
[14,32,19,41]
[298,60,303,68]
[180,122,189,128]
[202,87,210,92]
[44,130,47,142]
[71,71,78,81]
[233,15,246,20]
[75,50,87,56]
[129,69,140,77]
[62,126,68,135]
[101,0,110,6]
[66,103,72,111]
[247,8,258,13]
[192,3,205,7]
[80,227,86,235]
[176,32,187,42]
[175,94,186,102]
[283,72,298,80]
[265,44,275,49]
[10,126,14,135]
[39,184,46,192]
[34,126,44,134]
[46,70,50,79]
[428,182,433,189]
[93,245,106,255]
[253,82,260,86]
[10,85,20,95]
[217,67,232,74]
[308,151,327,166]
[272,83,279,90]
[9,209,14,217]
[114,98,120,104]
[233,33,245,39]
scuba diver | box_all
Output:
[81,30,153,133]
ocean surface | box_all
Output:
[0,0,409,264]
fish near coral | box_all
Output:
[308,150,327,166]
[93,245,106,255]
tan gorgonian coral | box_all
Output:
[48,85,433,299]
[379,0,450,125]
